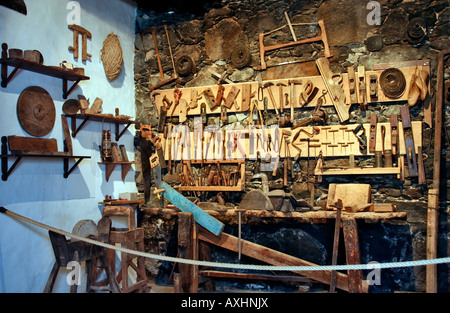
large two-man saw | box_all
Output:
[150,153,224,236]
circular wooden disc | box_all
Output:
[17,86,55,137]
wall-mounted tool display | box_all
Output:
[150,64,429,119]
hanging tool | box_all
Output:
[263,97,269,120]
[348,66,357,104]
[299,80,314,107]
[203,88,218,111]
[249,99,264,126]
[369,74,378,101]
[257,19,331,70]
[216,84,225,107]
[224,86,240,109]
[357,65,367,112]
[369,113,377,154]
[390,114,399,156]
[169,87,182,121]
[288,79,303,123]
[352,124,367,154]
[189,89,201,110]
[276,83,286,113]
[140,25,178,90]
[262,82,279,115]
[400,106,418,177]
[316,57,349,122]
[241,84,255,112]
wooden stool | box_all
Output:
[99,206,147,293]
[102,205,136,230]
[109,229,148,293]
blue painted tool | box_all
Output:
[160,182,224,236]
[151,155,224,236]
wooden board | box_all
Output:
[327,183,371,210]
[8,135,58,153]
[198,228,369,293]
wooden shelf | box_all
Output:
[314,166,401,176]
[1,136,90,181]
[1,152,90,181]
[98,161,136,182]
[70,113,136,141]
[1,44,90,99]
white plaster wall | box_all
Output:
[0,0,136,292]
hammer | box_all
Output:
[276,82,287,113]
[262,82,279,115]
[288,79,303,123]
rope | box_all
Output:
[1,207,449,272]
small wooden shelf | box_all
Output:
[1,136,90,181]
[70,113,136,141]
[314,166,401,176]
[1,44,89,99]
[98,161,136,182]
[1,151,90,181]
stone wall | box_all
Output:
[133,0,449,292]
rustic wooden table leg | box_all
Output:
[177,212,199,293]
[342,216,364,293]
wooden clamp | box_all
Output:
[203,88,218,111]
[68,24,92,62]
[224,86,240,109]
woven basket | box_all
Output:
[101,33,123,82]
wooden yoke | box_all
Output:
[68,24,92,62]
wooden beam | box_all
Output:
[177,212,198,293]
[342,217,363,293]
[198,228,368,293]
[426,48,450,293]
[200,270,312,283]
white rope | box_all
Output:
[2,208,449,272]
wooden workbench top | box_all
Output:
[142,207,407,223]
